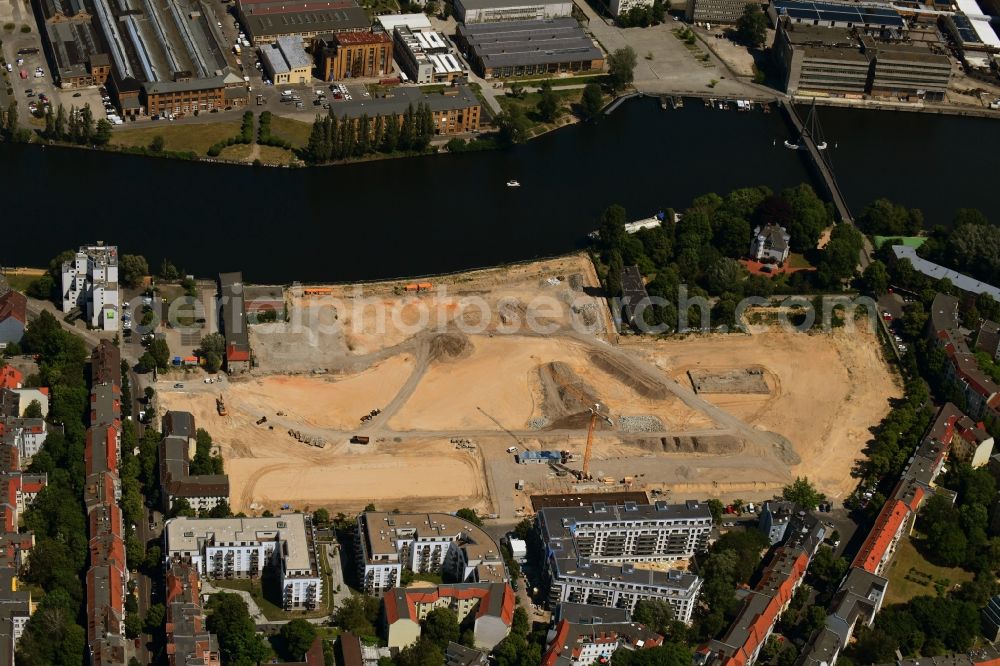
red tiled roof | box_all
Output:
[0,366,23,390]
[542,619,572,666]
[0,291,27,325]
[852,499,910,573]
[226,344,250,362]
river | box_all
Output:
[2,98,997,283]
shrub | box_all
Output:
[20,24,30,33]
[3,22,15,31]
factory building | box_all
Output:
[453,0,573,23]
[455,18,605,79]
[393,26,465,84]
[316,30,394,80]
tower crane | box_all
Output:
[549,369,615,480]
[582,403,614,480]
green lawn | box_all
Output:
[787,253,814,269]
[884,536,973,606]
[503,74,607,87]
[269,116,313,148]
[497,88,590,137]
[112,121,241,154]
[2,273,43,292]
[211,577,331,621]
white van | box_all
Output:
[281,89,292,97]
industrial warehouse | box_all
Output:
[235,0,370,44]
[37,0,249,116]
[455,18,605,79]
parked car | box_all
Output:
[173,383,184,389]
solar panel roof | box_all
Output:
[773,0,904,27]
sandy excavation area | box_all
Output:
[626,323,902,499]
[250,254,611,373]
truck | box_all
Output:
[350,435,370,444]
[515,480,524,491]
[216,396,227,416]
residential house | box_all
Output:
[751,225,791,263]
[383,582,514,650]
[0,292,26,347]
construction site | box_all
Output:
[157,253,902,519]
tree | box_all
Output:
[608,47,638,92]
[607,250,624,298]
[632,599,674,634]
[149,338,170,371]
[782,477,825,509]
[94,118,112,146]
[581,83,604,121]
[149,134,165,153]
[22,399,43,418]
[313,508,330,526]
[169,498,197,518]
[706,499,724,524]
[704,257,748,296]
[119,255,150,288]
[280,619,317,660]
[455,508,483,526]
[144,603,165,633]
[198,332,226,373]
[422,607,460,648]
[207,593,271,665]
[537,81,559,122]
[735,2,767,47]
[125,612,143,639]
[334,595,380,636]
[79,104,94,144]
[496,106,530,146]
[612,641,691,665]
[137,352,157,374]
[782,184,830,252]
[862,260,890,296]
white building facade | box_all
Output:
[454,0,573,23]
[165,514,322,610]
[61,245,120,331]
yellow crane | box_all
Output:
[582,403,614,480]
[548,369,615,480]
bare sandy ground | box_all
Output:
[159,253,899,515]
[227,355,415,430]
[628,324,902,498]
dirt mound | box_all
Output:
[589,351,670,400]
[428,331,473,362]
[628,434,745,454]
[539,362,602,418]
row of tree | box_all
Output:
[303,103,436,164]
[42,103,113,146]
[13,310,91,665]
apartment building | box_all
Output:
[61,244,120,331]
[0,418,47,462]
[329,84,482,134]
[165,514,322,610]
[703,511,826,666]
[0,568,33,666]
[383,583,514,650]
[538,500,712,563]
[454,0,572,23]
[356,512,507,596]
[166,557,221,666]
[536,501,711,622]
[542,607,664,666]
[91,340,121,388]
[159,412,230,513]
[0,291,26,348]
[0,473,47,533]
[316,30,393,81]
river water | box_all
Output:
[2,97,997,283]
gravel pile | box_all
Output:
[528,417,550,430]
[618,415,665,432]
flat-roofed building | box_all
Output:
[687,0,760,24]
[377,12,432,33]
[261,35,314,84]
[774,19,871,95]
[863,39,951,100]
[536,501,712,622]
[393,26,464,84]
[456,19,604,79]
[356,511,508,597]
[316,30,393,80]
[164,514,322,610]
[454,0,572,23]
[62,244,120,331]
[237,0,371,45]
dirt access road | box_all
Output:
[157,254,899,517]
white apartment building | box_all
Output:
[164,514,322,610]
[357,512,508,596]
[537,501,712,623]
[61,244,120,331]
